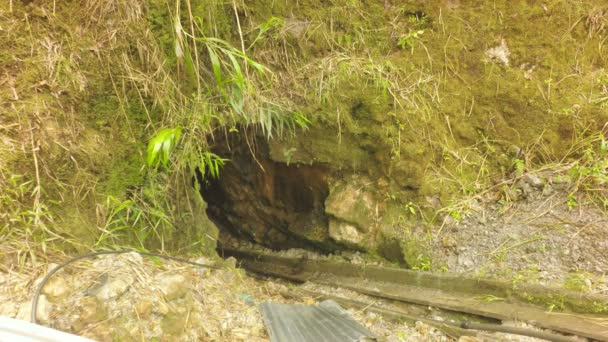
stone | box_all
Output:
[514,180,532,198]
[152,299,170,316]
[325,177,377,231]
[425,194,442,209]
[79,296,106,325]
[135,299,154,319]
[328,219,365,248]
[94,277,133,301]
[523,173,544,189]
[441,236,457,248]
[36,295,52,323]
[42,275,70,299]
[485,39,510,66]
[157,274,188,301]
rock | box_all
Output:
[485,39,510,66]
[523,173,544,189]
[514,180,532,198]
[94,277,133,301]
[36,295,52,323]
[328,219,365,248]
[42,275,70,299]
[457,254,474,268]
[135,299,154,319]
[217,269,236,284]
[222,256,237,269]
[239,294,255,306]
[157,274,188,301]
[80,296,106,325]
[152,299,170,316]
[425,195,442,209]
[441,236,457,248]
[325,177,377,232]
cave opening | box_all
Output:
[198,136,338,253]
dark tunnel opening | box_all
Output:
[197,136,338,253]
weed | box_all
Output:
[198,152,227,179]
[512,158,525,177]
[564,273,589,292]
[567,193,578,210]
[404,202,417,216]
[96,190,173,250]
[411,254,432,271]
[398,30,424,54]
[248,16,285,49]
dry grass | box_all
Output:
[586,6,608,38]
[0,0,185,264]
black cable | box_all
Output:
[31,249,222,324]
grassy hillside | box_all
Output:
[1,0,606,264]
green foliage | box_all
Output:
[198,36,310,136]
[411,254,432,271]
[199,152,227,179]
[147,127,182,169]
[96,193,173,249]
[397,30,424,53]
[566,193,578,210]
[563,273,588,292]
[259,107,311,140]
[566,131,608,210]
[404,202,416,216]
[249,16,285,48]
[512,158,525,177]
[449,208,463,222]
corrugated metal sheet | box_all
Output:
[259,300,375,342]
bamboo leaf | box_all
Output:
[207,46,223,86]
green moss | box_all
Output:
[564,273,589,292]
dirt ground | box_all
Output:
[0,250,567,341]
[430,171,608,295]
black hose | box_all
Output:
[31,249,221,324]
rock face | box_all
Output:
[202,139,335,251]
[156,274,188,301]
[325,176,380,249]
[328,220,365,248]
[202,139,388,251]
[325,177,377,232]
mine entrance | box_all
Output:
[199,136,337,252]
